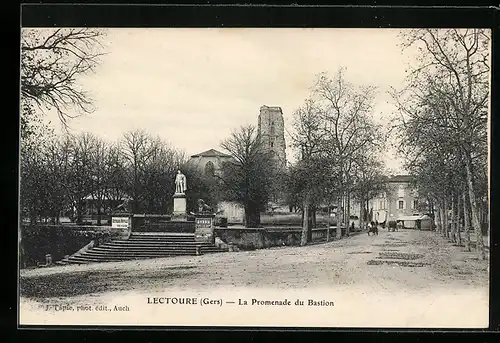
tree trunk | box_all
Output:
[463,191,471,252]
[76,201,84,224]
[450,194,456,243]
[359,198,364,231]
[464,157,485,260]
[307,206,314,243]
[326,205,331,242]
[97,201,102,225]
[301,199,309,246]
[245,202,261,228]
[366,198,370,223]
[456,192,462,246]
[342,194,346,236]
[439,202,446,237]
[435,202,442,234]
[336,196,342,239]
[443,198,449,239]
[346,191,351,236]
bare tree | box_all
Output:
[121,130,156,213]
[65,133,97,223]
[288,98,340,244]
[312,68,381,237]
[392,29,489,259]
[89,136,108,224]
[219,125,275,228]
[20,28,106,130]
[351,154,388,229]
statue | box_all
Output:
[115,197,131,213]
[175,170,187,194]
[197,199,213,213]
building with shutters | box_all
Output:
[370,175,421,223]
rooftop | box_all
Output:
[260,105,283,112]
[190,149,232,158]
[387,175,413,183]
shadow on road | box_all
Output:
[20,265,198,300]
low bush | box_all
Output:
[20,224,122,268]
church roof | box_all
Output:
[190,149,232,158]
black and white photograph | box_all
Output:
[18,27,490,327]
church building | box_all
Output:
[188,148,233,178]
[187,105,288,224]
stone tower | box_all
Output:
[258,105,287,171]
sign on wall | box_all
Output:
[112,217,130,229]
[195,217,213,229]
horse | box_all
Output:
[367,222,378,236]
[388,220,398,232]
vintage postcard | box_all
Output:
[18,27,490,328]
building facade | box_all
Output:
[370,175,420,223]
[187,148,233,177]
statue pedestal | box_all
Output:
[172,193,187,221]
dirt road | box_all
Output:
[19,229,490,327]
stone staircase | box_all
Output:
[61,233,229,264]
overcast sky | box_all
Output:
[42,28,416,173]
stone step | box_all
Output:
[68,250,227,263]
[88,245,224,252]
[61,231,228,265]
[130,233,194,239]
[100,244,215,250]
[128,234,195,238]
[90,248,215,254]
[81,252,198,259]
[112,242,197,246]
[85,247,227,255]
[127,238,196,241]
[125,238,195,244]
[98,245,213,251]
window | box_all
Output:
[398,200,404,210]
[413,200,418,209]
[379,201,383,209]
[398,185,405,198]
[204,161,215,177]
[270,142,274,147]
